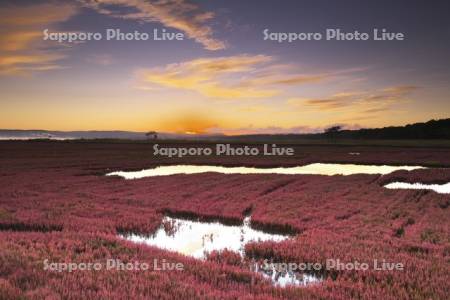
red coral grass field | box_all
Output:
[0,141,449,299]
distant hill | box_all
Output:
[0,129,224,140]
[0,118,449,141]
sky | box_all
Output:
[0,0,449,134]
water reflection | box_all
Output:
[120,216,288,259]
[384,181,450,194]
[108,163,424,179]
[253,263,322,287]
[120,215,323,286]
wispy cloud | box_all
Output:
[138,55,327,99]
[79,0,226,50]
[0,3,77,75]
[0,31,42,52]
[288,86,418,112]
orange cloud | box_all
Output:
[381,85,418,95]
[0,31,42,51]
[0,53,66,75]
[138,55,326,99]
[288,86,418,112]
[0,3,77,76]
[0,4,77,27]
[288,97,351,110]
[79,0,226,50]
[0,54,64,66]
[139,55,276,98]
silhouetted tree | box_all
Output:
[324,125,342,141]
[324,126,342,134]
[145,131,158,140]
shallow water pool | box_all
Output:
[120,216,288,259]
[119,216,322,286]
[107,163,424,179]
[384,182,450,194]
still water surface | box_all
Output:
[120,216,322,286]
[108,163,424,179]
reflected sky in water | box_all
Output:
[108,163,425,179]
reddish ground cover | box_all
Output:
[0,141,449,299]
[379,168,450,185]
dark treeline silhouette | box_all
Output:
[329,119,450,139]
[223,119,450,141]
